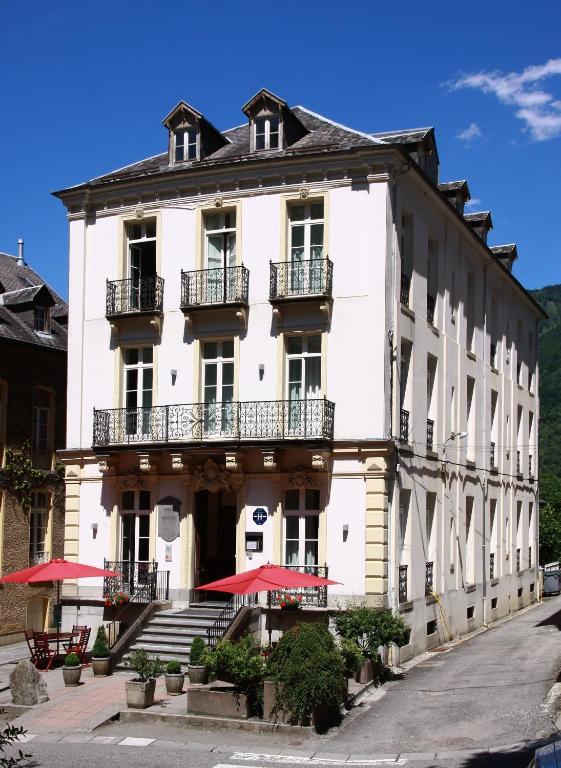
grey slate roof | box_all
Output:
[0,252,67,352]
[439,179,471,199]
[80,106,385,188]
[464,211,492,224]
[490,244,518,257]
[370,127,433,144]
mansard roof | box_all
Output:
[0,252,67,352]
[439,179,471,200]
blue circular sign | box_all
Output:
[253,508,268,525]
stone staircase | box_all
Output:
[127,601,228,667]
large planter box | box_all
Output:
[187,685,250,720]
[125,678,156,709]
[263,680,291,724]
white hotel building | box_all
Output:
[55,89,544,658]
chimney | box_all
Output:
[17,239,25,266]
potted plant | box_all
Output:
[124,648,164,709]
[91,625,112,677]
[62,652,82,687]
[164,660,185,695]
[188,636,208,686]
[279,594,302,611]
[265,622,345,732]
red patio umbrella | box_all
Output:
[0,558,121,633]
[196,563,340,645]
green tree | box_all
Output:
[539,502,561,565]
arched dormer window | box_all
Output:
[242,88,308,154]
[162,100,227,165]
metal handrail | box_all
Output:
[207,593,257,648]
[93,398,335,447]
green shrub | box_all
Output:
[91,625,110,658]
[339,638,365,677]
[334,604,409,660]
[166,660,182,675]
[125,648,164,682]
[189,636,206,666]
[202,635,264,712]
[64,653,81,667]
[266,622,345,730]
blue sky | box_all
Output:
[1,1,560,298]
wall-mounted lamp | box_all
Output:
[91,522,98,539]
[171,369,177,386]
[342,523,349,542]
[258,364,265,381]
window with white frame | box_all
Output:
[204,211,237,302]
[120,489,151,566]
[124,347,153,437]
[126,220,157,309]
[174,127,198,162]
[285,335,322,401]
[29,491,48,564]
[283,488,320,567]
[202,340,235,436]
[254,115,280,150]
[287,202,324,294]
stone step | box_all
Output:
[129,642,193,658]
[136,631,206,646]
[141,624,211,636]
[148,615,217,627]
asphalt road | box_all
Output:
[6,596,561,767]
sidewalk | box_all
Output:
[0,641,28,693]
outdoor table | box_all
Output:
[46,630,79,658]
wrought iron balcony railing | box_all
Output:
[181,265,249,309]
[516,450,521,476]
[399,564,408,603]
[490,441,496,468]
[106,276,164,317]
[271,565,329,608]
[93,398,335,447]
[103,559,169,601]
[427,294,435,324]
[269,258,333,301]
[426,418,434,451]
[425,561,434,596]
[400,273,411,307]
[529,546,532,569]
[490,552,495,580]
[516,548,521,573]
[399,408,409,443]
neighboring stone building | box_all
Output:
[54,89,544,658]
[0,243,67,643]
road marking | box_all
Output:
[118,737,155,747]
[229,754,406,766]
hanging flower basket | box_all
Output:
[279,594,302,611]
[104,591,130,608]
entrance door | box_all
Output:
[26,596,48,632]
[120,489,151,592]
[194,490,237,601]
[202,340,235,437]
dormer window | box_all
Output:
[34,305,51,334]
[174,128,198,162]
[255,116,280,150]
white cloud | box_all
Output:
[448,58,561,141]
[456,122,482,143]
[465,198,482,210]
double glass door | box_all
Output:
[124,347,153,438]
[288,202,324,294]
[120,490,151,592]
[202,340,235,437]
[127,221,156,310]
[204,212,236,303]
[286,335,321,436]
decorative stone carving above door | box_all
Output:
[185,458,244,493]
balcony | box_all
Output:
[269,258,333,303]
[180,266,249,310]
[400,273,411,308]
[427,294,435,324]
[529,546,532,569]
[490,552,495,580]
[426,419,434,451]
[106,276,164,319]
[490,441,496,469]
[93,398,335,448]
[271,564,329,607]
[516,450,521,476]
[399,409,409,444]
[516,548,521,573]
[425,561,434,596]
